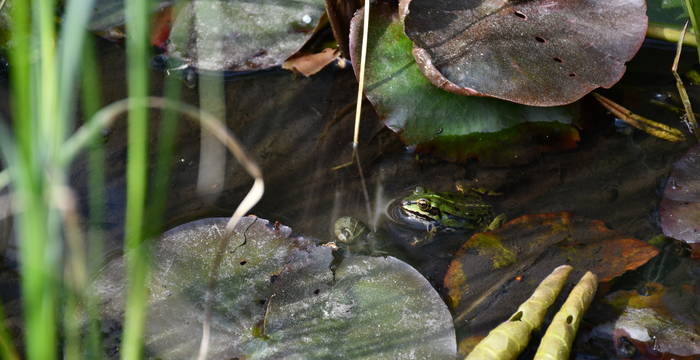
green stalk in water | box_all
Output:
[6,0,59,358]
[121,0,151,358]
[684,0,700,62]
[82,36,106,359]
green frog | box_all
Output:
[397,186,505,246]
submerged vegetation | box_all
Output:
[0,0,698,359]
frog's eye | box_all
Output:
[417,199,430,211]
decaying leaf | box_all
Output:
[283,48,340,77]
[445,212,658,355]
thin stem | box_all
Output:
[672,21,700,141]
[647,22,697,46]
[353,0,370,146]
[82,36,106,360]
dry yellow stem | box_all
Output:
[672,21,700,141]
[465,265,573,360]
[533,271,598,360]
[593,93,686,142]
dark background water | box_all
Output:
[0,35,698,358]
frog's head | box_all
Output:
[400,187,442,222]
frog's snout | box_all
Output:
[400,200,410,207]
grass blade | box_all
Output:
[82,36,106,360]
[121,0,151,358]
[684,0,700,62]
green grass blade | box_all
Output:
[684,0,700,61]
[0,302,19,360]
[82,35,106,360]
[10,1,58,358]
[121,0,151,358]
[58,0,97,134]
[147,77,182,237]
[9,0,33,163]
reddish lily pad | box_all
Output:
[444,212,658,353]
[660,145,700,256]
[403,0,648,106]
[167,0,326,71]
[349,2,579,165]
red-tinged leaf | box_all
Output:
[403,0,648,106]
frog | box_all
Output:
[397,186,505,246]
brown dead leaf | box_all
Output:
[283,48,340,77]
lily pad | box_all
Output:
[660,145,700,254]
[444,212,658,353]
[403,0,648,106]
[93,217,456,359]
[261,256,457,359]
[349,2,579,165]
[88,0,166,32]
[167,0,326,71]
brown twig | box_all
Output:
[672,21,700,141]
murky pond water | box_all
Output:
[1,36,699,358]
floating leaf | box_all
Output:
[660,144,700,255]
[349,2,578,165]
[444,212,658,354]
[93,217,456,359]
[403,0,648,106]
[167,0,326,71]
[260,255,457,359]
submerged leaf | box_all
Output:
[349,2,578,165]
[444,212,658,354]
[660,144,700,255]
[93,217,456,359]
[403,0,648,106]
[167,0,326,71]
[599,281,700,358]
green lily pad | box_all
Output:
[167,0,326,71]
[349,2,579,165]
[93,217,456,359]
[259,255,457,359]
